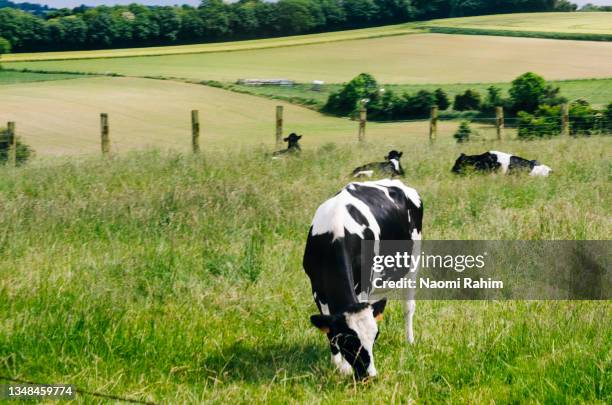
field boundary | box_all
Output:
[423,26,612,42]
[1,26,422,63]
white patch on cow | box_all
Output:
[319,301,330,315]
[314,292,330,315]
[530,164,552,177]
[390,159,400,173]
[411,229,422,240]
[311,189,381,240]
[331,353,353,375]
[345,307,379,378]
[354,170,374,178]
[371,179,421,208]
[490,151,512,173]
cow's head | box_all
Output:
[283,133,302,150]
[451,153,467,173]
[530,162,552,177]
[385,150,405,176]
[311,299,387,380]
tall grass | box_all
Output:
[0,135,610,403]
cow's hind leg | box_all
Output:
[402,299,416,344]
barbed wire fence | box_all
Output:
[1,103,611,167]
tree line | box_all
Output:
[323,71,612,138]
[0,0,577,52]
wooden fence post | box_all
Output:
[358,105,367,142]
[191,110,200,153]
[429,106,438,143]
[7,121,16,167]
[495,106,504,141]
[561,103,570,137]
[100,113,110,156]
[275,105,283,146]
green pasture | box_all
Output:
[0,134,610,403]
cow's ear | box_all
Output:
[283,137,289,142]
[398,152,403,158]
[310,314,334,333]
[372,298,387,321]
[297,135,302,139]
[460,153,466,157]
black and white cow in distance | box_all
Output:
[272,133,302,157]
[303,179,423,380]
[352,150,405,178]
[452,151,552,176]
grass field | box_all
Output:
[1,135,610,403]
[229,78,612,110]
[6,33,612,84]
[0,75,516,156]
[422,12,612,39]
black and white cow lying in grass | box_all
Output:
[272,133,302,157]
[352,150,405,178]
[303,179,423,380]
[452,151,552,177]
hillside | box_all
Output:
[421,12,612,40]
[6,33,612,85]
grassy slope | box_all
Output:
[0,135,610,403]
[2,24,419,63]
[6,34,612,84]
[422,12,612,34]
[0,75,516,156]
[0,69,84,85]
[228,78,612,110]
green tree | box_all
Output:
[434,88,450,110]
[324,73,378,115]
[509,72,547,113]
[275,0,317,34]
[454,89,482,111]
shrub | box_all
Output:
[605,103,612,133]
[401,90,436,119]
[453,121,474,143]
[454,89,482,111]
[569,99,602,136]
[434,88,450,111]
[0,128,34,165]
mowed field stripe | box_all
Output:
[7,34,612,84]
[2,24,420,62]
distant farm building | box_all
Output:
[237,79,295,86]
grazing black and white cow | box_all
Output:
[352,150,405,178]
[303,179,423,380]
[452,151,552,177]
[273,133,302,157]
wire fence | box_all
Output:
[1,105,611,165]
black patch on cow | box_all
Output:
[452,152,501,174]
[346,204,369,227]
[508,155,537,174]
